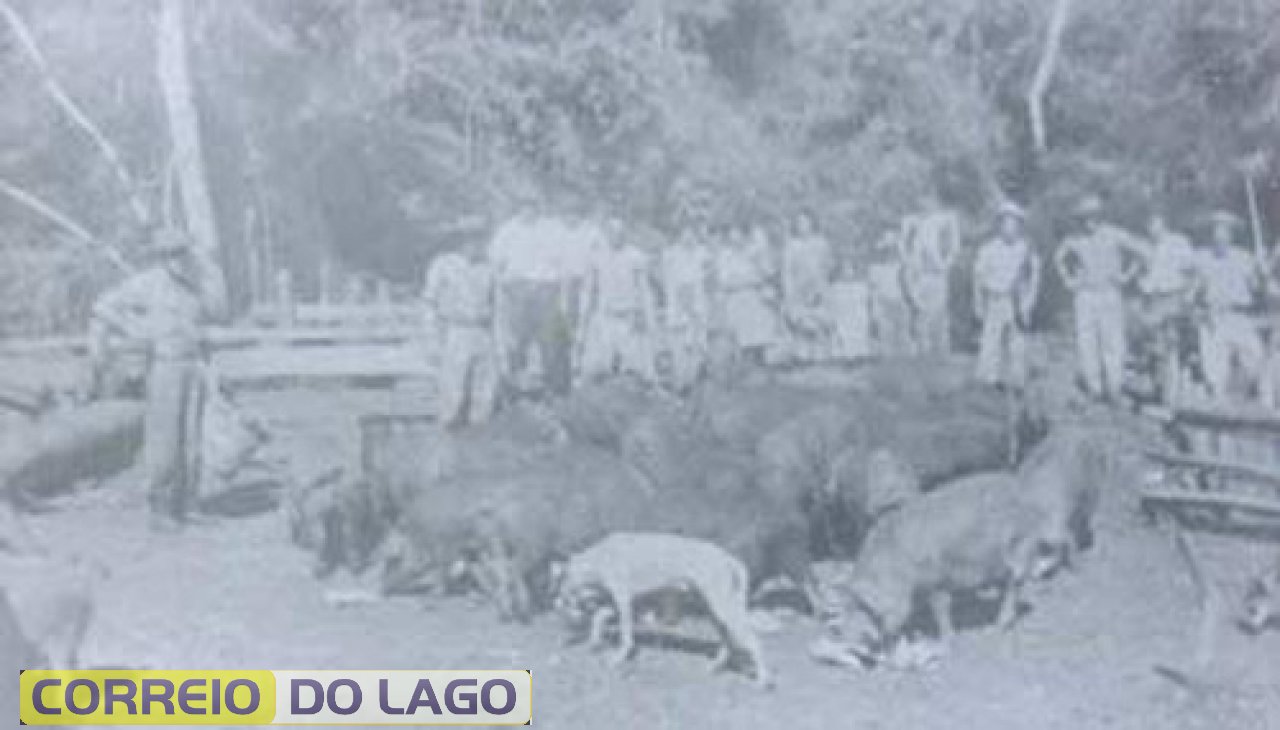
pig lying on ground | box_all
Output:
[553,532,769,687]
[814,471,1046,668]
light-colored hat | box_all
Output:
[1205,209,1245,229]
[995,200,1027,222]
[1076,195,1104,217]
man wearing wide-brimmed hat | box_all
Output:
[1193,208,1264,399]
[973,200,1041,389]
[1054,194,1149,403]
[90,227,227,531]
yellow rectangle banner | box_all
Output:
[18,670,532,726]
[20,670,276,725]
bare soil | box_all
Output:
[10,383,1280,730]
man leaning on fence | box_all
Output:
[91,228,227,532]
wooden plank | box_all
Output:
[1145,449,1280,488]
[1139,487,1280,519]
[211,343,436,385]
[1173,403,1280,435]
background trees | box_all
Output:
[0,0,1276,334]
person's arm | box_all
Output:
[972,248,987,320]
[92,276,150,335]
[1021,251,1043,325]
[1119,230,1150,285]
[1054,240,1077,291]
[938,214,960,270]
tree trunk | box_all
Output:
[156,0,221,264]
[1027,0,1074,154]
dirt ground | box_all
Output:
[11,381,1280,730]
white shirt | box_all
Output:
[783,235,833,307]
[1142,231,1197,295]
[424,252,494,324]
[662,244,710,325]
[1057,223,1146,291]
[592,245,651,315]
[1197,246,1257,309]
[975,237,1035,296]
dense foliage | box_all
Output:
[0,0,1277,333]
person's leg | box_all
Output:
[1008,321,1028,390]
[175,362,204,519]
[144,359,184,522]
[977,300,1007,385]
[1075,293,1103,397]
[469,331,501,425]
[1199,320,1229,398]
[1100,292,1127,401]
[436,327,469,426]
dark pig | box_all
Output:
[817,471,1043,666]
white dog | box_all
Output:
[554,532,769,686]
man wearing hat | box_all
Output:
[973,201,1041,389]
[1194,209,1264,400]
[1054,195,1149,403]
[90,228,227,530]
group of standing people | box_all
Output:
[422,200,969,430]
[427,192,1277,431]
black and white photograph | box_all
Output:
[1,0,1279,727]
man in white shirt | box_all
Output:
[973,202,1041,389]
[661,227,712,392]
[1054,195,1148,402]
[782,210,835,364]
[1194,210,1263,400]
[1140,213,1198,404]
[577,221,657,384]
[91,229,227,530]
[901,196,961,355]
[424,240,499,428]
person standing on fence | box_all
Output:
[782,209,835,364]
[576,218,657,384]
[423,238,500,429]
[1194,209,1264,401]
[901,196,961,355]
[91,228,227,531]
[1054,195,1148,403]
[973,202,1040,390]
